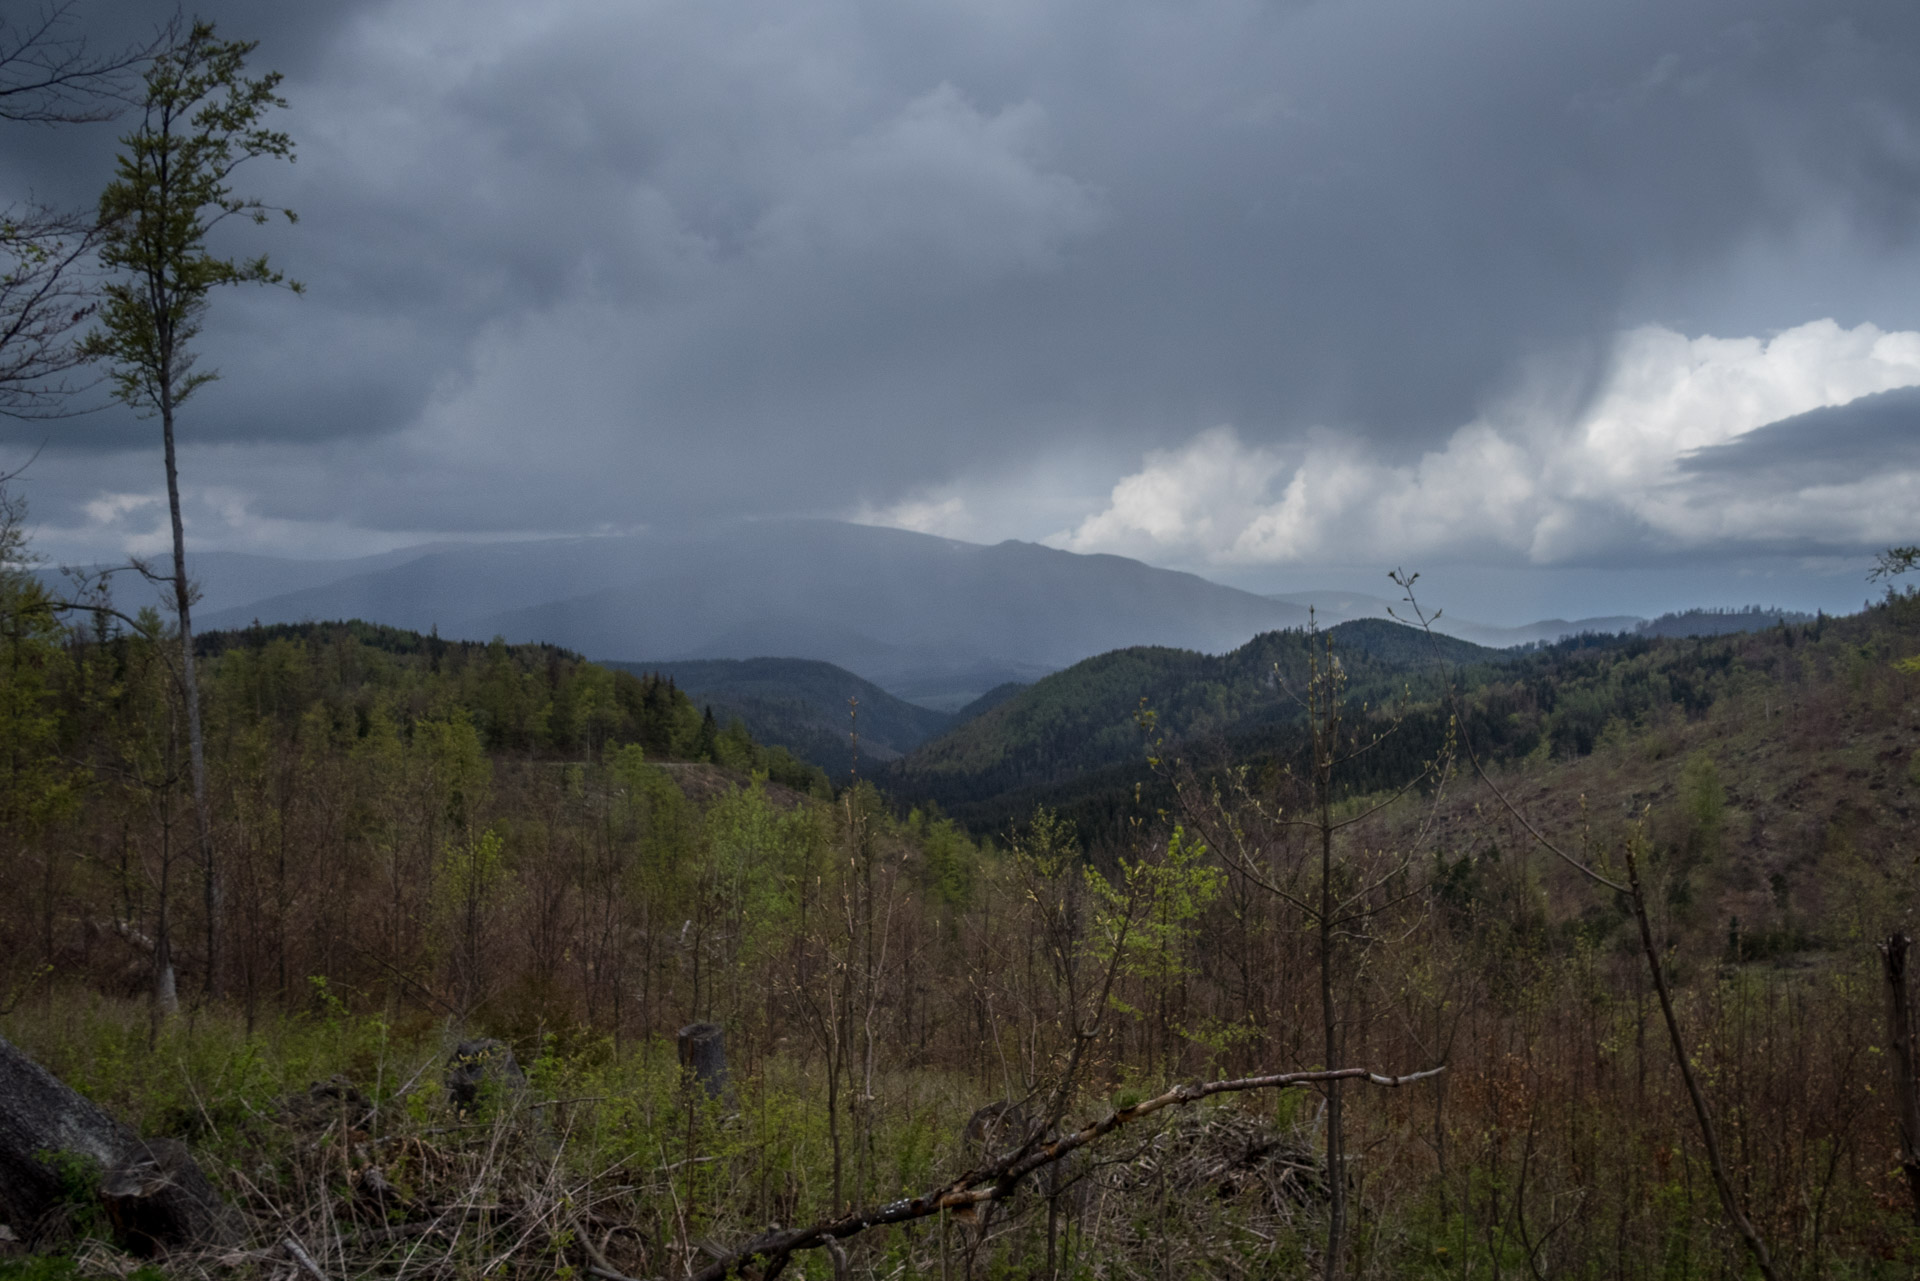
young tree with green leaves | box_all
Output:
[82,19,298,998]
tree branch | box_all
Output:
[689,1063,1445,1280]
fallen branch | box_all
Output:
[282,1237,329,1281]
[690,1063,1444,1281]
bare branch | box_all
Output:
[0,201,103,418]
[689,1063,1445,1280]
[0,2,161,123]
[1622,839,1780,1281]
[1388,571,1629,895]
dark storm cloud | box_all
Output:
[1682,385,1920,484]
[7,0,1920,556]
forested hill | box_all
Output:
[888,618,1508,828]
[188,619,831,794]
[889,609,1873,836]
[604,656,953,778]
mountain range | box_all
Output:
[172,520,1311,707]
[57,520,1819,721]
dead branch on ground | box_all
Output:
[689,1063,1444,1281]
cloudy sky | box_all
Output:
[6,0,1920,622]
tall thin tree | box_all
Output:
[82,19,298,998]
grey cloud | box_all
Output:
[1682,385,1920,483]
[6,0,1920,558]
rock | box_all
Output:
[445,1039,525,1114]
[99,1138,237,1256]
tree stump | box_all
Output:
[445,1039,525,1115]
[99,1138,237,1256]
[0,1033,130,1244]
[0,1033,232,1254]
[677,1023,728,1098]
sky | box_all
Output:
[5,0,1920,624]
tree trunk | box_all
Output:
[1319,811,1344,1281]
[152,788,178,1045]
[1882,933,1920,1223]
[160,395,219,999]
[1315,660,1345,1281]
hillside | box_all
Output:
[890,609,1876,837]
[890,617,1509,828]
[1636,604,1816,637]
[1269,588,1646,647]
[605,656,953,778]
[185,619,832,796]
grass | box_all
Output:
[1,992,1382,1279]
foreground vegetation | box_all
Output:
[8,525,1920,1275]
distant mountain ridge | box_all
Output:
[185,520,1314,705]
[1267,590,1642,647]
[63,525,1825,719]
[1266,592,1814,647]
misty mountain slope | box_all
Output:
[197,520,1312,700]
[1636,606,1815,638]
[42,545,448,619]
[1450,615,1644,647]
[604,656,951,777]
[951,682,1029,723]
[193,536,658,635]
[890,618,1509,821]
[1267,590,1645,648]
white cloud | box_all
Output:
[1057,318,1920,568]
[854,494,972,539]
[1067,426,1290,552]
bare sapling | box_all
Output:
[1153,614,1454,1281]
[1391,571,1783,1281]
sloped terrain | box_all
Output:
[606,656,954,777]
